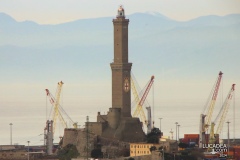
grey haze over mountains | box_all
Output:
[1,12,240,82]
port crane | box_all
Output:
[199,71,223,148]
[209,84,235,144]
[44,81,77,155]
[45,81,77,134]
[131,74,155,134]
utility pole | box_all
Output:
[175,122,178,141]
[227,121,230,156]
[170,129,173,140]
[9,123,13,145]
[233,92,235,142]
[27,141,30,160]
[177,124,180,141]
[86,116,89,160]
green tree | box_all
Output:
[158,146,163,150]
[57,144,79,160]
[150,146,157,152]
[147,127,161,143]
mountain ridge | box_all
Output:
[1,12,240,25]
[1,12,239,47]
[0,11,239,82]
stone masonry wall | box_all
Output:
[62,128,97,158]
[63,128,138,159]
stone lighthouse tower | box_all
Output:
[62,7,146,155]
[111,5,132,117]
[77,6,146,142]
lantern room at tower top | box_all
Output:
[117,5,125,17]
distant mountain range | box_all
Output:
[1,12,240,82]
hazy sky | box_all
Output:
[0,0,240,24]
[0,0,240,146]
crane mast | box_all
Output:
[216,84,235,134]
[138,76,154,107]
[46,81,67,134]
[131,76,147,125]
[205,71,223,128]
[45,81,77,135]
[53,81,68,132]
[209,84,235,144]
[132,76,154,133]
[199,71,223,148]
[45,81,78,154]
[131,77,140,106]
